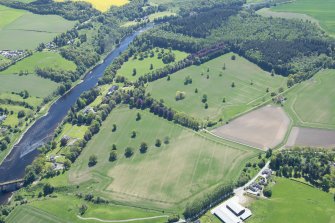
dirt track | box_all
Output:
[211,105,290,150]
[286,127,335,148]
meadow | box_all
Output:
[283,69,335,129]
[147,53,286,122]
[0,51,76,75]
[0,5,75,50]
[7,194,168,223]
[69,106,257,210]
[248,177,335,223]
[271,0,335,36]
[117,48,188,81]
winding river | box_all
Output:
[0,25,152,188]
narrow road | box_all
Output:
[77,215,169,223]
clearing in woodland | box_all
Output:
[69,106,257,210]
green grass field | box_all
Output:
[248,177,335,223]
[147,53,286,122]
[69,106,257,209]
[0,5,75,50]
[283,69,335,129]
[272,0,335,36]
[0,74,59,97]
[7,194,167,223]
[0,51,76,75]
[117,48,188,81]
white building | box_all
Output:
[211,200,252,223]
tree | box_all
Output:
[231,82,235,88]
[155,139,162,147]
[205,103,208,109]
[79,204,88,215]
[202,94,207,103]
[112,124,117,132]
[164,136,170,144]
[167,75,171,81]
[222,98,226,103]
[150,63,153,70]
[63,159,71,170]
[136,112,141,121]
[139,142,148,153]
[109,151,117,161]
[231,55,236,60]
[17,110,26,118]
[266,149,272,158]
[175,91,186,101]
[88,155,97,167]
[132,68,137,76]
[168,215,179,223]
[195,88,198,93]
[131,130,137,138]
[263,187,272,198]
[278,87,284,93]
[125,147,134,158]
[43,183,54,196]
[112,144,117,150]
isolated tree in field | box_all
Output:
[222,98,226,103]
[88,155,97,167]
[231,55,236,60]
[132,68,137,76]
[131,130,137,138]
[112,144,117,150]
[155,139,162,147]
[125,147,134,158]
[112,124,117,132]
[202,94,207,103]
[195,88,198,93]
[164,136,170,144]
[205,103,208,109]
[219,72,223,77]
[222,63,226,70]
[17,110,25,118]
[231,82,235,88]
[150,63,153,70]
[140,142,148,153]
[109,151,117,161]
[207,67,210,72]
[136,112,141,121]
[167,75,171,81]
[175,91,186,101]
[79,204,88,215]
[250,81,253,85]
[206,74,209,79]
[266,88,269,93]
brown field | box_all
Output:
[211,105,290,150]
[286,127,335,148]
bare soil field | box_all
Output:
[211,105,290,149]
[286,127,335,148]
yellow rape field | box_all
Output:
[56,0,128,12]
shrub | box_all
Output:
[263,187,272,198]
[88,155,97,167]
[175,91,186,101]
[125,147,134,158]
[109,151,117,161]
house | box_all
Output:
[107,85,119,95]
[0,115,7,123]
[211,200,252,223]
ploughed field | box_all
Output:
[0,5,75,50]
[147,53,286,122]
[286,127,335,148]
[69,106,257,209]
[211,105,290,150]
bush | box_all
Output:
[139,142,148,153]
[125,147,134,158]
[109,151,117,161]
[175,91,186,101]
[168,215,179,223]
[155,139,162,147]
[88,155,97,167]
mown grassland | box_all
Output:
[69,106,257,210]
[248,177,335,223]
[272,0,335,36]
[147,53,286,122]
[117,48,188,81]
[283,69,335,129]
[7,194,167,223]
[0,5,75,50]
[0,51,76,75]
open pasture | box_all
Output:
[147,53,286,122]
[0,5,75,50]
[0,51,76,75]
[284,69,335,129]
[248,177,335,223]
[212,105,290,149]
[69,106,257,209]
[7,194,167,223]
[0,74,59,97]
[117,48,188,81]
[286,127,335,148]
[271,0,335,36]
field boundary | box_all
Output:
[77,215,169,222]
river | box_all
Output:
[0,25,152,201]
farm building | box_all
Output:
[211,200,252,223]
